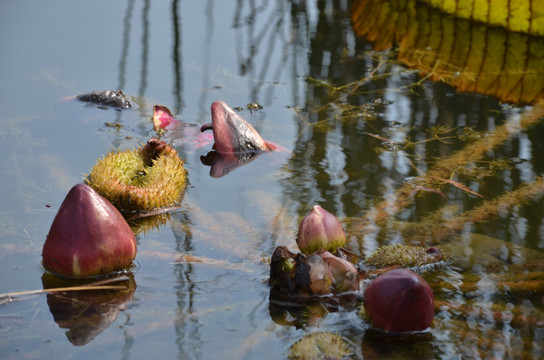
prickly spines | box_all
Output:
[363,244,446,272]
[85,139,187,213]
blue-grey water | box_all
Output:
[1,1,543,359]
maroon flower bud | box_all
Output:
[297,205,346,254]
[363,269,434,333]
[42,184,137,278]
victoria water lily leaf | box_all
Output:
[419,0,544,36]
[351,0,544,104]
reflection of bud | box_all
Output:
[269,301,328,328]
[297,206,347,254]
[42,273,136,346]
[363,269,434,333]
[42,184,137,278]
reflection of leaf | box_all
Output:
[351,0,544,104]
[419,0,544,36]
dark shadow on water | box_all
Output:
[117,0,135,91]
[171,0,183,113]
[138,0,150,98]
[361,329,434,360]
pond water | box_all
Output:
[1,0,543,359]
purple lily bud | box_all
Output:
[297,205,347,254]
[363,269,434,333]
[42,184,137,278]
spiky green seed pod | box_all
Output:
[86,139,187,213]
[364,244,445,270]
[288,332,353,359]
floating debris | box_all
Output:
[381,140,404,151]
[246,102,263,113]
[509,157,528,165]
[104,122,124,130]
[77,90,133,109]
[371,98,393,105]
[386,120,402,127]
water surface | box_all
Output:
[1,1,543,359]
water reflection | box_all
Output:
[200,150,264,178]
[138,0,151,97]
[42,273,136,346]
[2,0,544,358]
[361,329,434,360]
[278,0,544,359]
[118,0,135,91]
[351,0,544,104]
[171,0,183,112]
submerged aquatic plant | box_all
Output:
[86,139,187,213]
